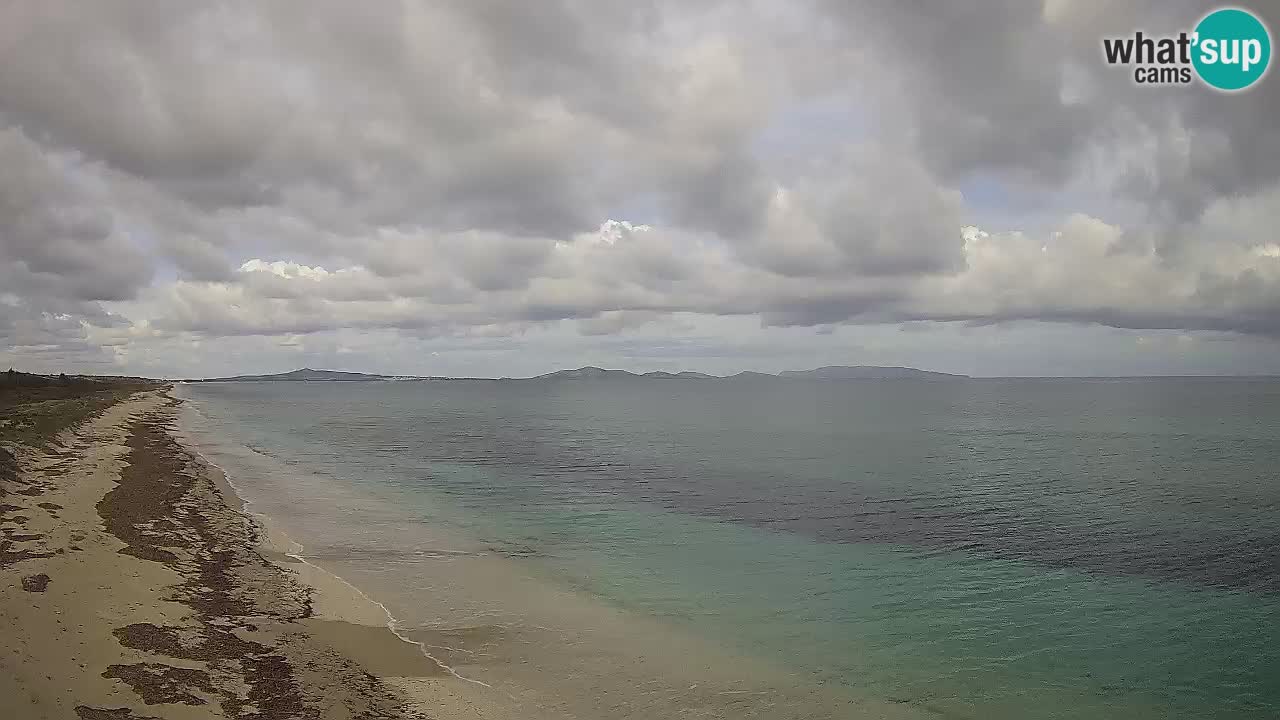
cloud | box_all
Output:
[2,0,1280,376]
[0,127,152,302]
[0,0,776,240]
[751,148,967,277]
[129,203,1280,341]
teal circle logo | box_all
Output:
[1192,8,1272,91]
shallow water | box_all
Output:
[176,378,1280,719]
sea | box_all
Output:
[173,377,1280,719]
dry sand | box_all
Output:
[0,388,508,719]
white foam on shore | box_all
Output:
[168,388,496,690]
[164,385,935,720]
[284,548,497,689]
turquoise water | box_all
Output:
[177,379,1280,718]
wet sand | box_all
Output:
[171,387,936,720]
[0,388,456,718]
[3,384,927,719]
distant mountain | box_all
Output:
[533,366,641,380]
[641,370,716,379]
[533,367,720,380]
[528,366,963,380]
[675,371,715,379]
[777,365,967,380]
[188,365,966,383]
[193,368,391,382]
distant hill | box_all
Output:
[187,365,966,383]
[641,370,716,380]
[532,366,641,380]
[192,368,390,382]
[726,371,780,380]
[777,365,967,380]
[527,365,964,381]
[533,367,721,380]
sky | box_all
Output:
[3,0,1280,378]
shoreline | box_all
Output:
[6,377,1274,718]
[181,427,497,691]
[169,392,575,720]
[1,383,593,720]
[0,387,447,718]
[169,390,936,720]
[3,382,934,719]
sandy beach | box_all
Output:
[2,379,937,720]
[0,385,505,719]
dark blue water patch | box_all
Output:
[179,380,1280,718]
[183,379,1280,593]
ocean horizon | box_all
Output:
[175,378,1280,719]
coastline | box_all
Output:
[170,387,938,720]
[0,384,620,719]
[3,382,934,719]
[4,377,1274,718]
[0,387,455,718]
[175,407,528,712]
